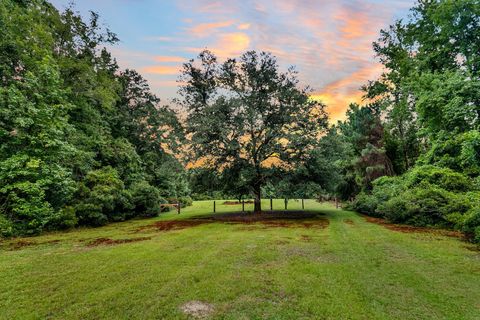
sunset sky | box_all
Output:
[51,0,414,121]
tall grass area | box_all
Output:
[1,200,479,319]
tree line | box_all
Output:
[1,0,479,243]
[0,0,190,236]
[320,0,480,242]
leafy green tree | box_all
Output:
[180,50,328,212]
[338,103,394,193]
[349,0,480,242]
[0,0,187,236]
[370,0,480,174]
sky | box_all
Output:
[50,0,414,121]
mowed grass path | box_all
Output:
[1,200,479,319]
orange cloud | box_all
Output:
[237,23,251,30]
[188,20,235,37]
[335,8,376,40]
[214,32,250,57]
[142,65,180,75]
[310,64,384,122]
[186,32,251,59]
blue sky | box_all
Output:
[50,0,414,120]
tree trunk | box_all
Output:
[253,184,262,213]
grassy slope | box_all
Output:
[1,200,479,320]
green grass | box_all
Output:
[1,200,479,319]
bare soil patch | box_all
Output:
[9,239,37,250]
[464,245,480,252]
[363,215,463,238]
[193,211,329,229]
[180,301,214,319]
[137,211,329,233]
[300,235,312,242]
[344,219,354,225]
[8,239,60,251]
[86,236,152,247]
[136,220,210,232]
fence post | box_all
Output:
[214,200,216,213]
[302,198,304,210]
[242,199,245,212]
[270,198,273,211]
[177,203,180,214]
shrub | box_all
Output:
[351,192,379,216]
[0,155,76,235]
[379,183,469,226]
[46,206,78,230]
[404,165,472,192]
[351,162,480,242]
[130,181,165,217]
[74,167,132,226]
[0,181,54,235]
[0,214,14,238]
[178,196,193,208]
[461,208,480,242]
[167,196,193,208]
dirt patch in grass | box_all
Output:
[138,211,329,233]
[300,235,312,242]
[464,245,480,252]
[86,236,152,247]
[8,239,61,251]
[195,211,329,229]
[223,200,254,205]
[136,220,211,232]
[363,215,463,238]
[9,239,37,250]
[180,301,214,319]
[344,219,354,225]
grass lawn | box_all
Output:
[1,200,479,319]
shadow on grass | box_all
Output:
[137,211,329,233]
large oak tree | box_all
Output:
[179,50,328,212]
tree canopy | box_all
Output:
[180,50,328,212]
[0,0,188,236]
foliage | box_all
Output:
[130,181,166,217]
[0,0,186,236]
[180,50,328,212]
[74,167,132,226]
[352,165,479,240]
[338,0,480,242]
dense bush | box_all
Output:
[73,167,133,226]
[0,214,14,238]
[352,165,480,242]
[462,208,480,243]
[379,183,470,226]
[350,192,379,216]
[46,206,78,230]
[130,181,165,217]
[404,165,472,192]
